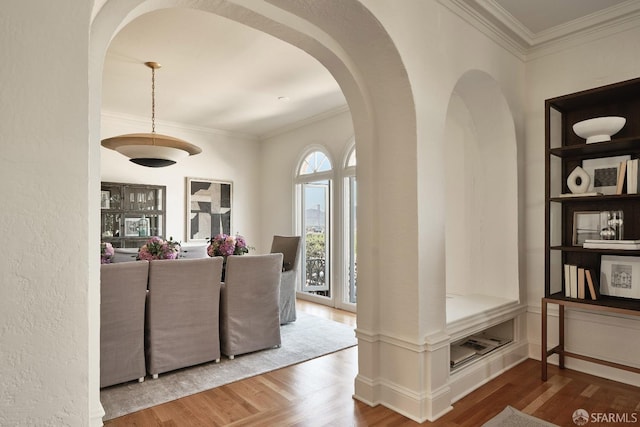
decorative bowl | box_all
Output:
[572,116,626,144]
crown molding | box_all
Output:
[260,104,351,140]
[438,0,527,60]
[440,0,640,61]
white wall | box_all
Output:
[258,110,354,251]
[0,1,93,425]
[525,25,640,385]
[101,114,264,252]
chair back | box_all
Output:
[100,260,149,387]
[270,235,301,271]
[220,253,283,357]
[145,257,223,376]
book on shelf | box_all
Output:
[577,267,585,299]
[569,264,578,298]
[564,264,592,299]
[557,192,602,198]
[564,264,571,297]
[616,160,627,194]
[450,334,512,368]
[450,344,476,367]
[583,239,640,250]
[627,158,639,194]
[585,269,600,300]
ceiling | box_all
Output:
[102,1,637,138]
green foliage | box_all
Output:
[305,232,326,259]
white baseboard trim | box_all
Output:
[91,401,105,427]
[353,374,453,423]
[449,340,529,403]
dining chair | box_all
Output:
[270,235,301,324]
[145,257,223,378]
[219,253,283,359]
[100,260,149,387]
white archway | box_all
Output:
[90,0,421,423]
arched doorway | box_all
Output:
[90,0,418,423]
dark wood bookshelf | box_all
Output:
[543,77,640,381]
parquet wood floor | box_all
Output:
[104,300,640,426]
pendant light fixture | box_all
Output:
[101,61,201,167]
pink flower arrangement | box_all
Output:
[138,236,181,260]
[207,233,251,257]
[101,242,115,264]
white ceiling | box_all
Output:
[102,1,638,138]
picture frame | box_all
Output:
[101,190,110,209]
[600,255,640,299]
[582,155,630,195]
[186,178,232,242]
[124,217,141,237]
[572,211,601,246]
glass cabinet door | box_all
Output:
[101,182,166,248]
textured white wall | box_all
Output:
[0,1,93,425]
[525,25,640,384]
[100,115,263,252]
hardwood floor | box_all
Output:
[104,301,640,426]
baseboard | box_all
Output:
[353,374,453,423]
[449,340,529,403]
[91,401,105,427]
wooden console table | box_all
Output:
[541,296,640,381]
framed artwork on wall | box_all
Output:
[600,255,640,299]
[186,178,232,242]
[582,155,630,195]
[572,211,601,246]
[124,217,141,237]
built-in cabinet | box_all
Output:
[101,182,166,248]
[542,77,640,380]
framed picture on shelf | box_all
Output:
[572,211,601,246]
[600,255,640,299]
[186,178,232,242]
[101,190,110,209]
[124,217,141,237]
[582,155,630,195]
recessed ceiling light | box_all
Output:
[278,96,290,102]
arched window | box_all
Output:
[296,150,333,299]
[343,146,357,304]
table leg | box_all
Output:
[541,298,548,381]
[558,303,565,369]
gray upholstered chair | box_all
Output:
[220,253,283,359]
[111,247,139,263]
[270,235,301,324]
[100,260,149,388]
[145,257,223,378]
[179,243,209,259]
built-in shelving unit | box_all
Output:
[101,182,166,248]
[542,77,640,380]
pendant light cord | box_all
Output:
[151,65,156,134]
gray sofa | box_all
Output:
[220,253,283,359]
[145,257,223,377]
[100,261,149,388]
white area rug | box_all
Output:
[100,312,357,420]
[483,406,559,427]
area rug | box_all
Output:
[100,311,357,420]
[483,406,559,427]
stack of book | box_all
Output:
[450,334,512,368]
[563,265,600,300]
[583,239,640,250]
[616,158,640,194]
